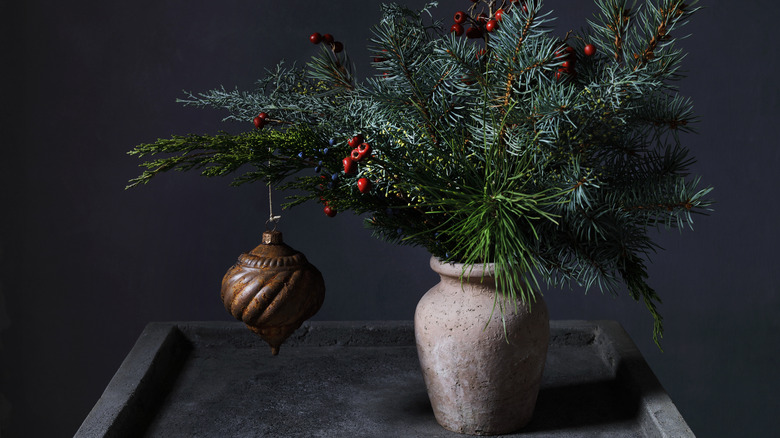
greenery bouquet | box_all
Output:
[128,0,712,346]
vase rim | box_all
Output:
[429,255,496,279]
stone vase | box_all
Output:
[414,256,550,435]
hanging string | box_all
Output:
[267,185,282,229]
[266,151,281,230]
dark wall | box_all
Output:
[1,1,777,436]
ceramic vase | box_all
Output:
[414,256,549,435]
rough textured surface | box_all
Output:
[415,257,549,434]
[75,320,694,438]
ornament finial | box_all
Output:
[262,230,283,245]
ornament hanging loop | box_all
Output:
[266,215,282,231]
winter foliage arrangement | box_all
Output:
[128,0,712,347]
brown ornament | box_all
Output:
[220,230,325,355]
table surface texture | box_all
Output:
[76,320,693,438]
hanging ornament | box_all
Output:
[219,152,326,355]
[220,230,325,356]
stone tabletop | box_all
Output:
[76,320,693,437]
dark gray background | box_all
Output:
[1,0,777,436]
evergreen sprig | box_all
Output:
[127,0,712,348]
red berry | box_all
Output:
[258,112,269,120]
[555,46,576,61]
[348,135,363,148]
[555,68,576,81]
[351,149,361,161]
[333,41,343,53]
[485,20,498,32]
[476,13,488,25]
[465,26,483,39]
[561,60,572,70]
[495,9,505,21]
[253,116,264,129]
[324,205,337,217]
[450,23,464,36]
[454,11,467,24]
[343,156,357,175]
[357,142,372,160]
[357,178,372,194]
[584,43,596,56]
[511,0,527,12]
[310,32,322,44]
[323,34,334,44]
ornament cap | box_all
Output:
[262,230,284,245]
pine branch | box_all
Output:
[501,5,537,109]
[126,125,324,189]
[589,0,634,62]
[307,46,356,91]
[632,0,698,71]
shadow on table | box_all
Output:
[524,378,641,432]
[393,377,642,435]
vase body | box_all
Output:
[415,256,549,435]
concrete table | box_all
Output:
[76,321,693,437]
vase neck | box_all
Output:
[430,256,497,284]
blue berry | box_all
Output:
[329,138,335,146]
[331,173,338,181]
[314,166,321,173]
[298,152,304,159]
[323,147,330,155]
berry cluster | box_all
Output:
[446,1,598,84]
[318,134,375,217]
[449,0,527,38]
[555,45,577,80]
[554,42,597,81]
[309,32,344,53]
[346,134,372,164]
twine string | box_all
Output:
[266,154,281,230]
